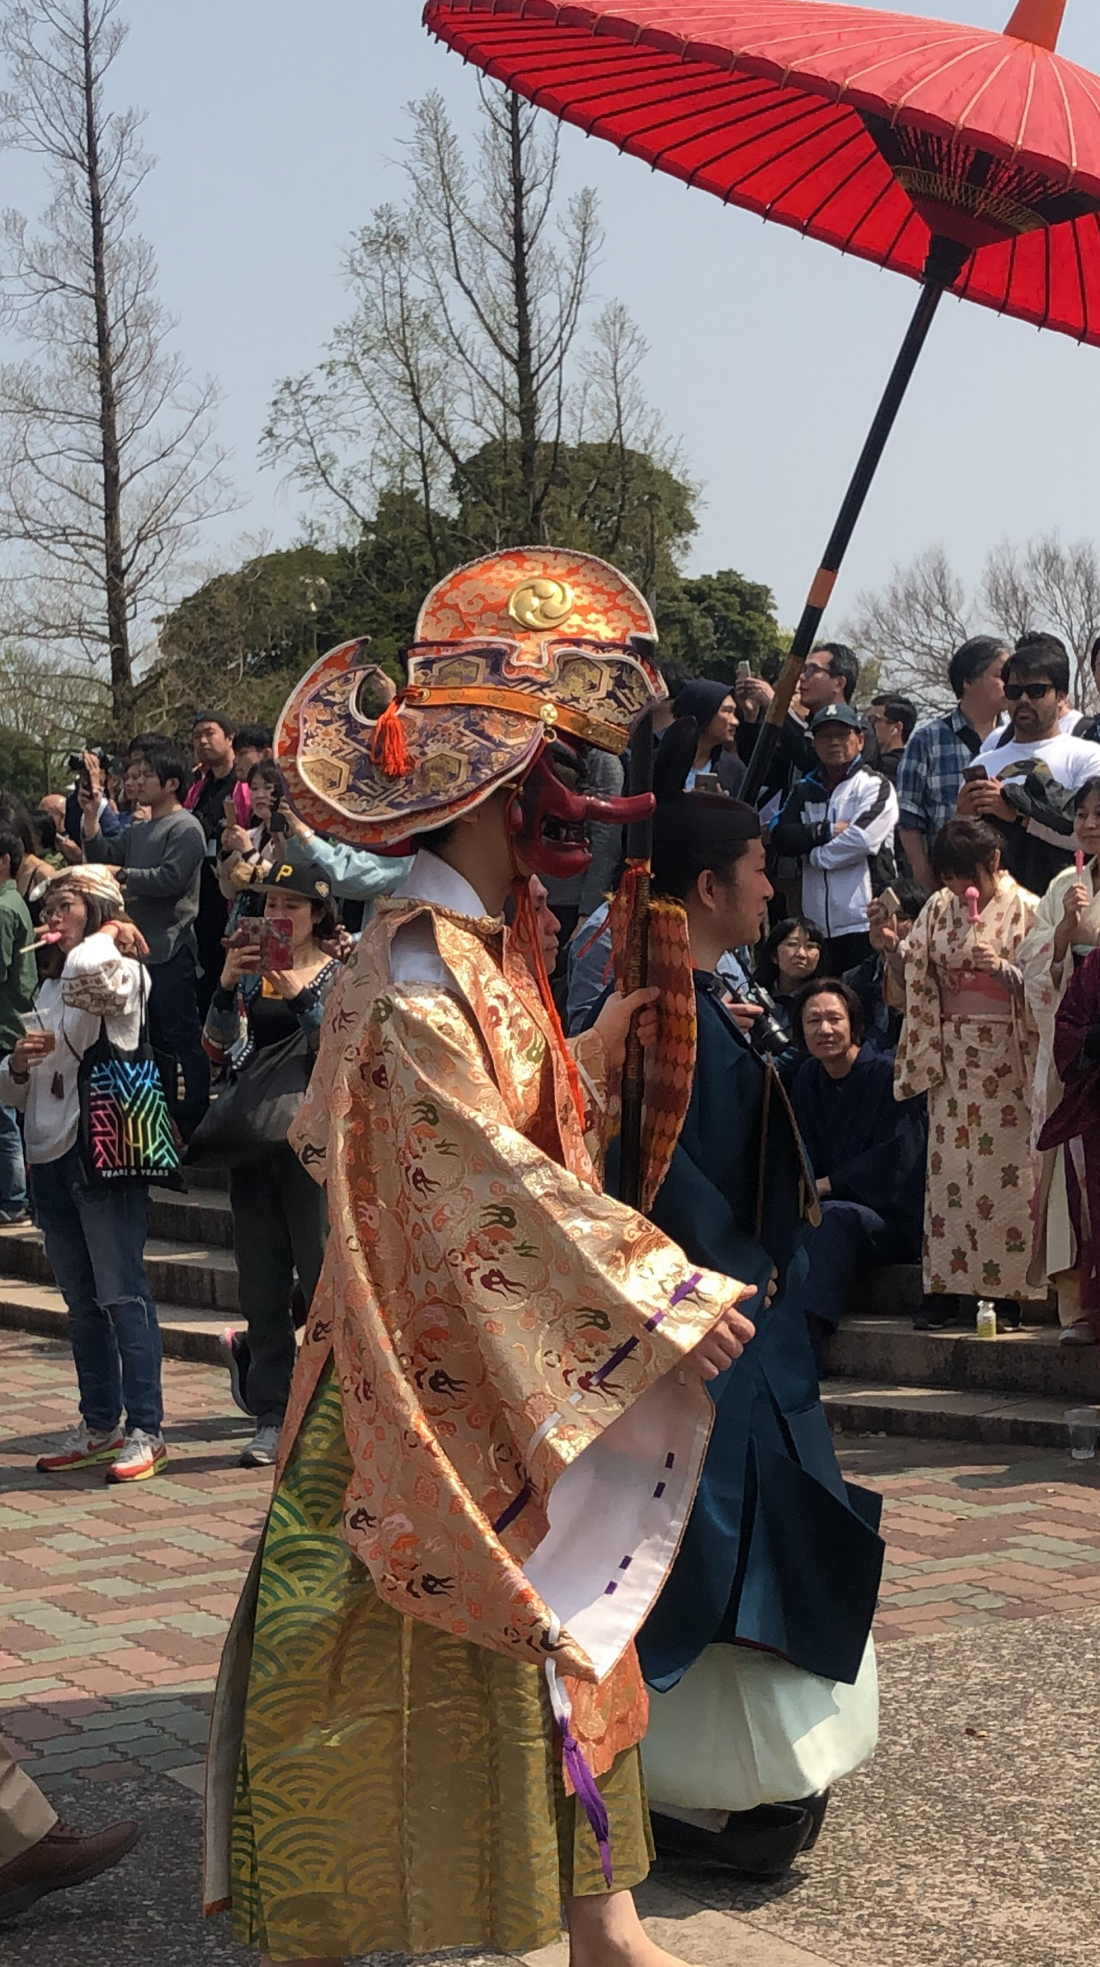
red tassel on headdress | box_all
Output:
[370,697,413,777]
[510,874,588,1138]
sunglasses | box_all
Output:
[1004,682,1056,702]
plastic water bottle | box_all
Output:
[976,1300,997,1340]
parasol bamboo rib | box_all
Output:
[742,233,967,797]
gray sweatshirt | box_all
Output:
[85,808,206,966]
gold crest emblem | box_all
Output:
[507,576,575,631]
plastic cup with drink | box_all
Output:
[18,1008,56,1062]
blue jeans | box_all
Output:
[30,1148,163,1434]
[149,945,210,1139]
[0,1101,26,1215]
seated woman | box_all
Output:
[620,720,885,1877]
[895,818,1045,1333]
[754,914,823,1033]
[792,977,926,1358]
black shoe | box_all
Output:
[789,1788,830,1853]
[914,1294,963,1331]
[993,1299,1022,1332]
[651,1803,814,1877]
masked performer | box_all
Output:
[617,720,885,1875]
[203,553,756,1967]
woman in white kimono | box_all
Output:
[1018,777,1100,1345]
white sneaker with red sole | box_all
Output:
[105,1429,167,1484]
[36,1422,124,1473]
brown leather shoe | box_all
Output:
[0,1819,140,1920]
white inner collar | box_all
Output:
[393,848,497,921]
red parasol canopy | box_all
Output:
[424,0,1099,1199]
[424,0,1100,342]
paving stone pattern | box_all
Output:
[2,1333,1098,1967]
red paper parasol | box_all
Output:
[424,0,1095,801]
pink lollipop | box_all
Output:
[966,886,981,925]
[1077,850,1086,876]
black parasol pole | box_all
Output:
[742,237,970,805]
[616,708,654,1212]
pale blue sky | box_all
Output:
[11,0,1100,630]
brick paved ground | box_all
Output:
[2,1331,1099,1967]
[0,1333,262,1795]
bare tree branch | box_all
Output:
[0,0,234,733]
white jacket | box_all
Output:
[771,763,899,941]
[0,933,144,1165]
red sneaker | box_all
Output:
[36,1423,124,1473]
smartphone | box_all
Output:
[736,660,751,682]
[962,764,988,783]
[223,797,238,827]
[236,916,295,970]
[878,886,901,918]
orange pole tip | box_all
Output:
[1004,0,1066,49]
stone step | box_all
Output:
[147,1186,233,1249]
[822,1379,1085,1450]
[827,1316,1100,1401]
[0,1222,238,1313]
[846,1265,1059,1324]
[0,1277,227,1365]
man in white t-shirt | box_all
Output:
[956,633,1100,892]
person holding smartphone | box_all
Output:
[217,758,288,933]
[201,849,343,1468]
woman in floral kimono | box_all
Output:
[1018,777,1100,1345]
[894,818,1044,1331]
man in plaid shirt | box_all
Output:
[895,637,1009,892]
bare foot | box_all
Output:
[566,1888,693,1967]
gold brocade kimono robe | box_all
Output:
[206,851,749,1895]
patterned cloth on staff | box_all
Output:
[894,875,1044,1302]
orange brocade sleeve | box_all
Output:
[287,979,752,1681]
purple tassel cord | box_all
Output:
[560,1718,613,1887]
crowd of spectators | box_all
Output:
[557,625,1100,1357]
[5,624,1100,1497]
[0,699,413,1477]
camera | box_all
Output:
[67,744,110,776]
[712,977,792,1059]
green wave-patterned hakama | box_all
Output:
[229,1365,653,1962]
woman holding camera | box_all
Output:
[0,867,166,1482]
[200,851,342,1469]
